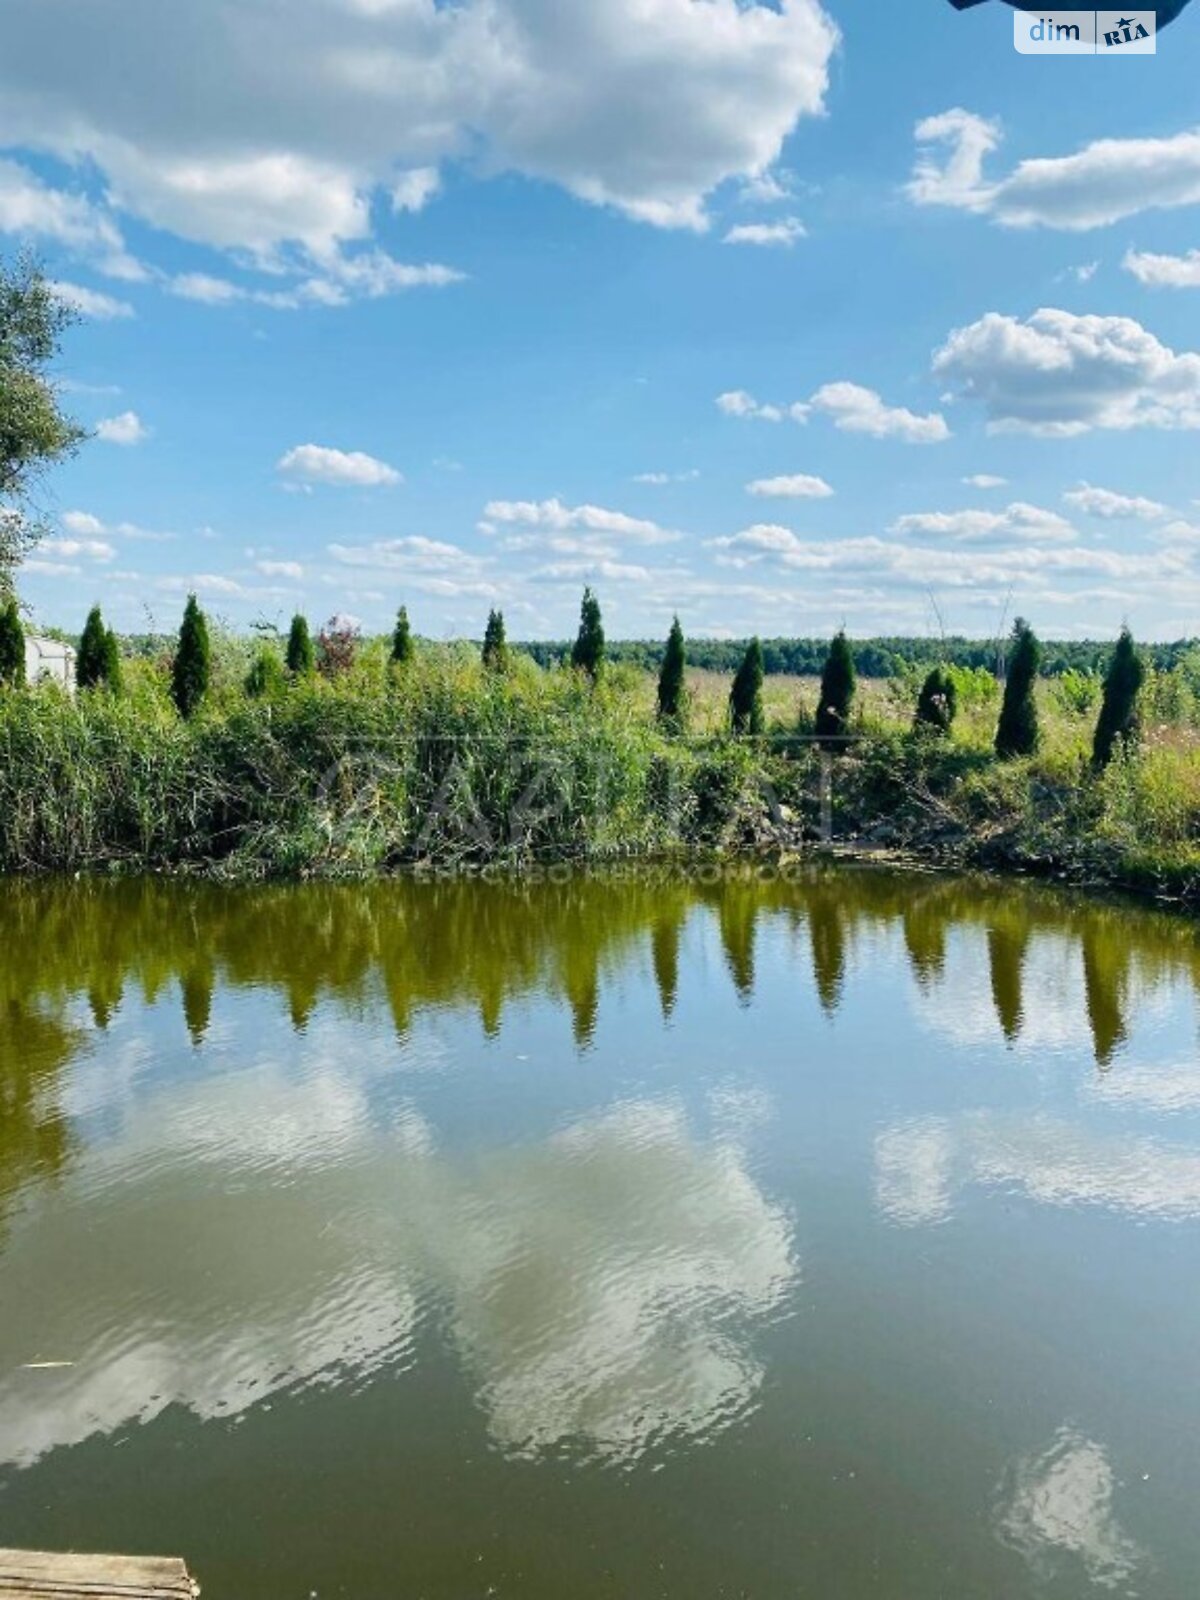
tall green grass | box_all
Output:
[5,637,1200,897]
[0,648,761,875]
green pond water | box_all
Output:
[1,866,1200,1598]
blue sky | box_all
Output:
[5,0,1200,642]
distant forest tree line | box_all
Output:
[509,634,1200,680]
[69,629,1200,682]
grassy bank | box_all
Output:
[3,637,1200,900]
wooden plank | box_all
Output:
[0,1552,195,1600]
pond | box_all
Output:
[1,867,1199,1598]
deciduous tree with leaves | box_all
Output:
[1,254,86,590]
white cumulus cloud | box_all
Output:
[891,502,1076,544]
[909,112,1200,230]
[810,381,950,443]
[50,280,134,319]
[746,474,833,499]
[277,445,402,488]
[0,0,838,255]
[96,411,149,446]
[1062,484,1167,521]
[1123,247,1200,288]
[723,217,807,247]
[481,498,679,545]
[933,307,1200,435]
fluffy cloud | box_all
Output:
[718,384,947,441]
[0,157,141,278]
[933,308,1200,435]
[50,281,134,319]
[61,510,175,544]
[708,523,806,557]
[481,498,679,545]
[716,390,786,422]
[907,108,1001,212]
[633,470,699,486]
[723,217,806,247]
[255,559,305,580]
[891,502,1075,544]
[1123,247,1200,288]
[909,112,1200,230]
[1062,484,1167,521]
[390,168,442,214]
[96,411,149,446]
[0,0,838,260]
[746,474,833,499]
[809,381,950,443]
[328,536,496,598]
[169,272,244,305]
[963,474,1007,489]
[39,536,115,562]
[277,445,402,488]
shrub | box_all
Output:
[730,638,764,735]
[914,666,957,734]
[319,615,359,679]
[995,619,1040,759]
[1052,667,1100,719]
[245,645,286,699]
[947,664,999,711]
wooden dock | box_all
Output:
[0,1551,197,1600]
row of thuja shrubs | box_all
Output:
[1,587,1146,773]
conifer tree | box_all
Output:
[77,604,110,689]
[995,618,1040,759]
[171,593,211,719]
[482,608,508,672]
[730,637,764,734]
[914,666,958,734]
[0,596,23,688]
[572,587,605,679]
[286,613,315,677]
[1093,627,1144,768]
[391,605,414,667]
[103,626,122,693]
[816,630,856,743]
[657,615,687,728]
